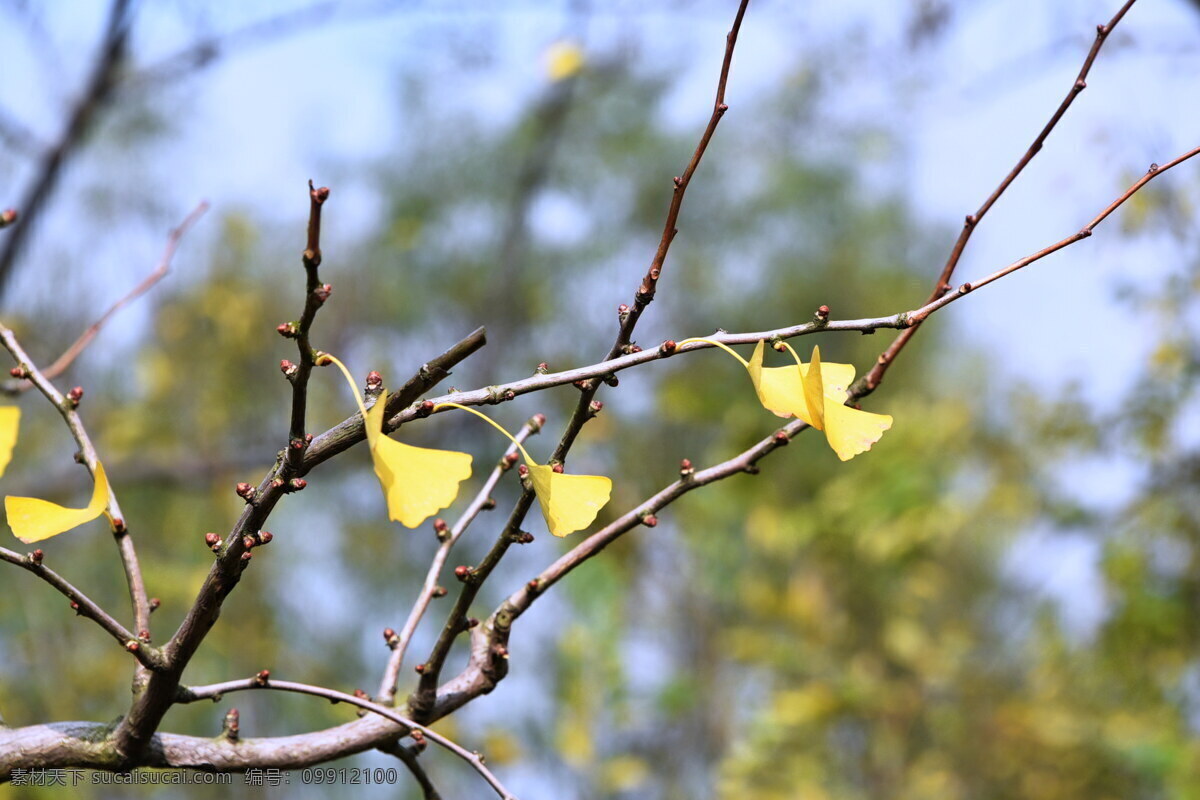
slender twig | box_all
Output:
[411,0,753,718]
[0,324,151,650]
[892,146,1200,330]
[0,547,165,670]
[379,739,443,800]
[377,416,541,705]
[284,181,331,476]
[176,677,517,800]
[1,202,209,397]
[862,0,1138,392]
[0,0,132,298]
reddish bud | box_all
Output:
[420,400,435,416]
[774,431,790,444]
[236,482,255,501]
[604,375,619,387]
[536,362,549,372]
[241,551,253,561]
[414,663,426,674]
[432,586,448,598]
[433,518,448,534]
[243,536,256,550]
[517,464,529,478]
[642,514,658,528]
[532,413,546,429]
[588,400,604,416]
[383,627,397,643]
[527,579,540,592]
[205,532,221,547]
[816,305,830,319]
[482,497,496,510]
[276,322,299,338]
[673,175,683,187]
[139,629,151,642]
[305,433,314,444]
[67,386,84,406]
[224,708,239,739]
[8,366,26,379]
[280,359,297,378]
[125,640,140,653]
[30,549,44,565]
[494,644,509,660]
[290,438,306,450]
[661,340,677,354]
[618,303,629,314]
[70,601,81,613]
[717,102,729,113]
[255,669,270,685]
[573,379,589,390]
[149,598,161,612]
[366,370,383,389]
[680,458,693,471]
[0,209,17,226]
[288,478,307,492]
[454,565,472,581]
[314,283,333,303]
[503,452,520,469]
[257,531,274,545]
[552,463,564,474]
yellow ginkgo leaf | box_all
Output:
[0,406,19,477]
[366,392,473,528]
[796,344,892,461]
[435,402,613,537]
[744,340,854,426]
[527,465,613,538]
[681,337,892,461]
[7,461,109,544]
[822,397,893,462]
[323,354,473,529]
[546,40,585,82]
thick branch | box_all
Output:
[177,677,517,799]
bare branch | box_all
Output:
[177,676,517,800]
[0,547,165,670]
[379,739,443,799]
[863,0,1138,392]
[0,0,133,298]
[411,0,754,719]
[1,202,209,396]
[0,324,151,655]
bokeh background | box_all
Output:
[2,1,1200,798]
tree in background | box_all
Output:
[1,2,1199,798]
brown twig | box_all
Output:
[176,676,517,800]
[893,146,1200,329]
[379,739,443,799]
[0,324,151,660]
[862,0,1138,393]
[410,0,753,719]
[1,202,209,397]
[377,416,541,705]
[0,547,165,670]
[284,181,331,475]
[0,0,132,298]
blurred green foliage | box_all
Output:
[2,19,1200,800]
